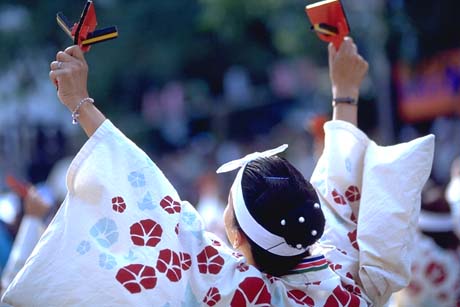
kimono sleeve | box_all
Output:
[0,120,238,306]
[358,133,434,305]
[311,120,435,306]
[310,120,370,299]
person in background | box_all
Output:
[1,157,71,294]
[394,176,460,307]
[0,186,51,294]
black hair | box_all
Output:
[233,156,325,276]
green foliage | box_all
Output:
[0,0,325,115]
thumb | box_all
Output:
[340,36,354,54]
[64,45,85,61]
[328,43,336,65]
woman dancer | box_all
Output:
[2,38,434,306]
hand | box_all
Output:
[49,45,89,111]
[24,187,51,218]
[329,37,368,100]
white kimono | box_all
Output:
[1,120,434,306]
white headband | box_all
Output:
[217,144,310,257]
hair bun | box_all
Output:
[242,156,325,252]
[278,202,325,248]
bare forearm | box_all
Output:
[328,37,367,127]
[331,87,359,126]
[332,103,357,126]
[76,103,106,137]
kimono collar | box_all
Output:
[287,254,328,275]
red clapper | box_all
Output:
[305,0,350,49]
[5,175,30,199]
[56,0,118,52]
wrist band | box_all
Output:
[332,97,357,106]
[72,97,94,125]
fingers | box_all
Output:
[50,61,62,70]
[338,37,357,56]
[328,43,336,65]
[49,45,90,109]
[50,45,88,84]
[65,45,85,61]
[329,36,368,99]
[335,37,365,71]
[49,59,67,83]
[54,45,86,67]
[330,37,363,68]
[49,59,70,86]
[49,70,57,84]
[50,51,75,76]
[56,51,75,62]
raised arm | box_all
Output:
[49,46,105,137]
[328,37,368,126]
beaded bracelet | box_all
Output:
[71,97,94,125]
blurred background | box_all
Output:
[0,0,460,302]
[2,0,459,204]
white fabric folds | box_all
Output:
[311,120,435,306]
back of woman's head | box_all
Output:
[237,156,325,276]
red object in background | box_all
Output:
[305,0,350,49]
[5,175,30,199]
[307,114,328,142]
